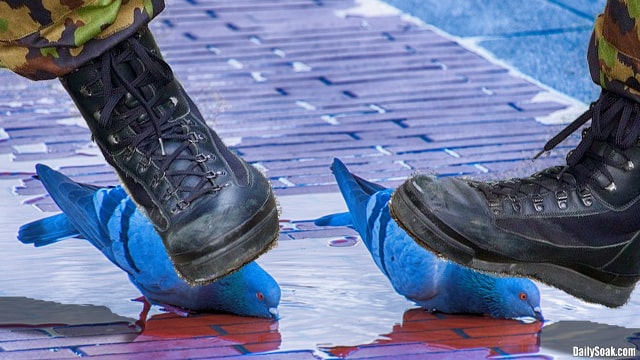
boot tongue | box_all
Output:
[113,52,158,112]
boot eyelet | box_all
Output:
[505,195,520,213]
[137,113,149,124]
[188,132,201,143]
[171,200,190,214]
[80,85,92,97]
[195,153,211,162]
[579,188,593,207]
[625,160,635,171]
[125,93,139,108]
[162,188,176,202]
[151,172,164,188]
[555,190,568,209]
[107,134,120,145]
[488,200,502,215]
[123,146,134,160]
[565,150,575,162]
[532,195,544,212]
[137,157,151,172]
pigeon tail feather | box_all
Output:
[18,213,80,247]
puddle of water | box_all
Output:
[538,284,640,328]
[2,179,640,358]
[257,237,414,350]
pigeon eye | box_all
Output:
[257,292,265,301]
[519,292,527,301]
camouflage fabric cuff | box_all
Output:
[0,0,164,80]
[588,2,640,103]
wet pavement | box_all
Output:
[0,0,639,359]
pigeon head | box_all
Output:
[485,276,543,321]
[454,268,542,321]
[204,261,281,319]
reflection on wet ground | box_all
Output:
[322,309,543,358]
[2,235,640,358]
[541,321,640,359]
[0,297,542,358]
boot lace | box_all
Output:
[90,34,222,211]
[474,91,640,203]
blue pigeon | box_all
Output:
[18,164,280,319]
[315,158,543,321]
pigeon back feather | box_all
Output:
[33,164,110,251]
[329,159,386,251]
[325,159,429,289]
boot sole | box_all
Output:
[171,191,279,286]
[389,185,635,308]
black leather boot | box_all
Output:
[390,90,640,307]
[60,26,279,285]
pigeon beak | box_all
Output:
[269,307,279,319]
[533,306,544,322]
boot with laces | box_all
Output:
[60,26,279,285]
[390,90,640,307]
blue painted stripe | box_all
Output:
[121,200,140,273]
[367,192,392,277]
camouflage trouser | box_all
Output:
[590,0,640,102]
[0,0,164,80]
